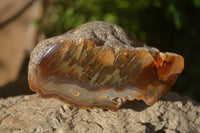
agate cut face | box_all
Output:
[28,21,184,111]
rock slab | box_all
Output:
[0,92,200,133]
[0,0,42,87]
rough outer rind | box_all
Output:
[28,21,184,111]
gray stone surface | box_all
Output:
[0,92,200,133]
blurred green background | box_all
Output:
[37,0,200,101]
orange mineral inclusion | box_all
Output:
[28,21,184,111]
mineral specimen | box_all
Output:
[28,21,184,111]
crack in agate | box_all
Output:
[28,21,184,111]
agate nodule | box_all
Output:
[28,21,184,111]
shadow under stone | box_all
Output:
[120,100,150,112]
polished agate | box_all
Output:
[28,21,184,111]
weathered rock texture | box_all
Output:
[0,92,199,133]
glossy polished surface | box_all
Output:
[28,21,184,111]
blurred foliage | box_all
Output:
[37,0,200,101]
